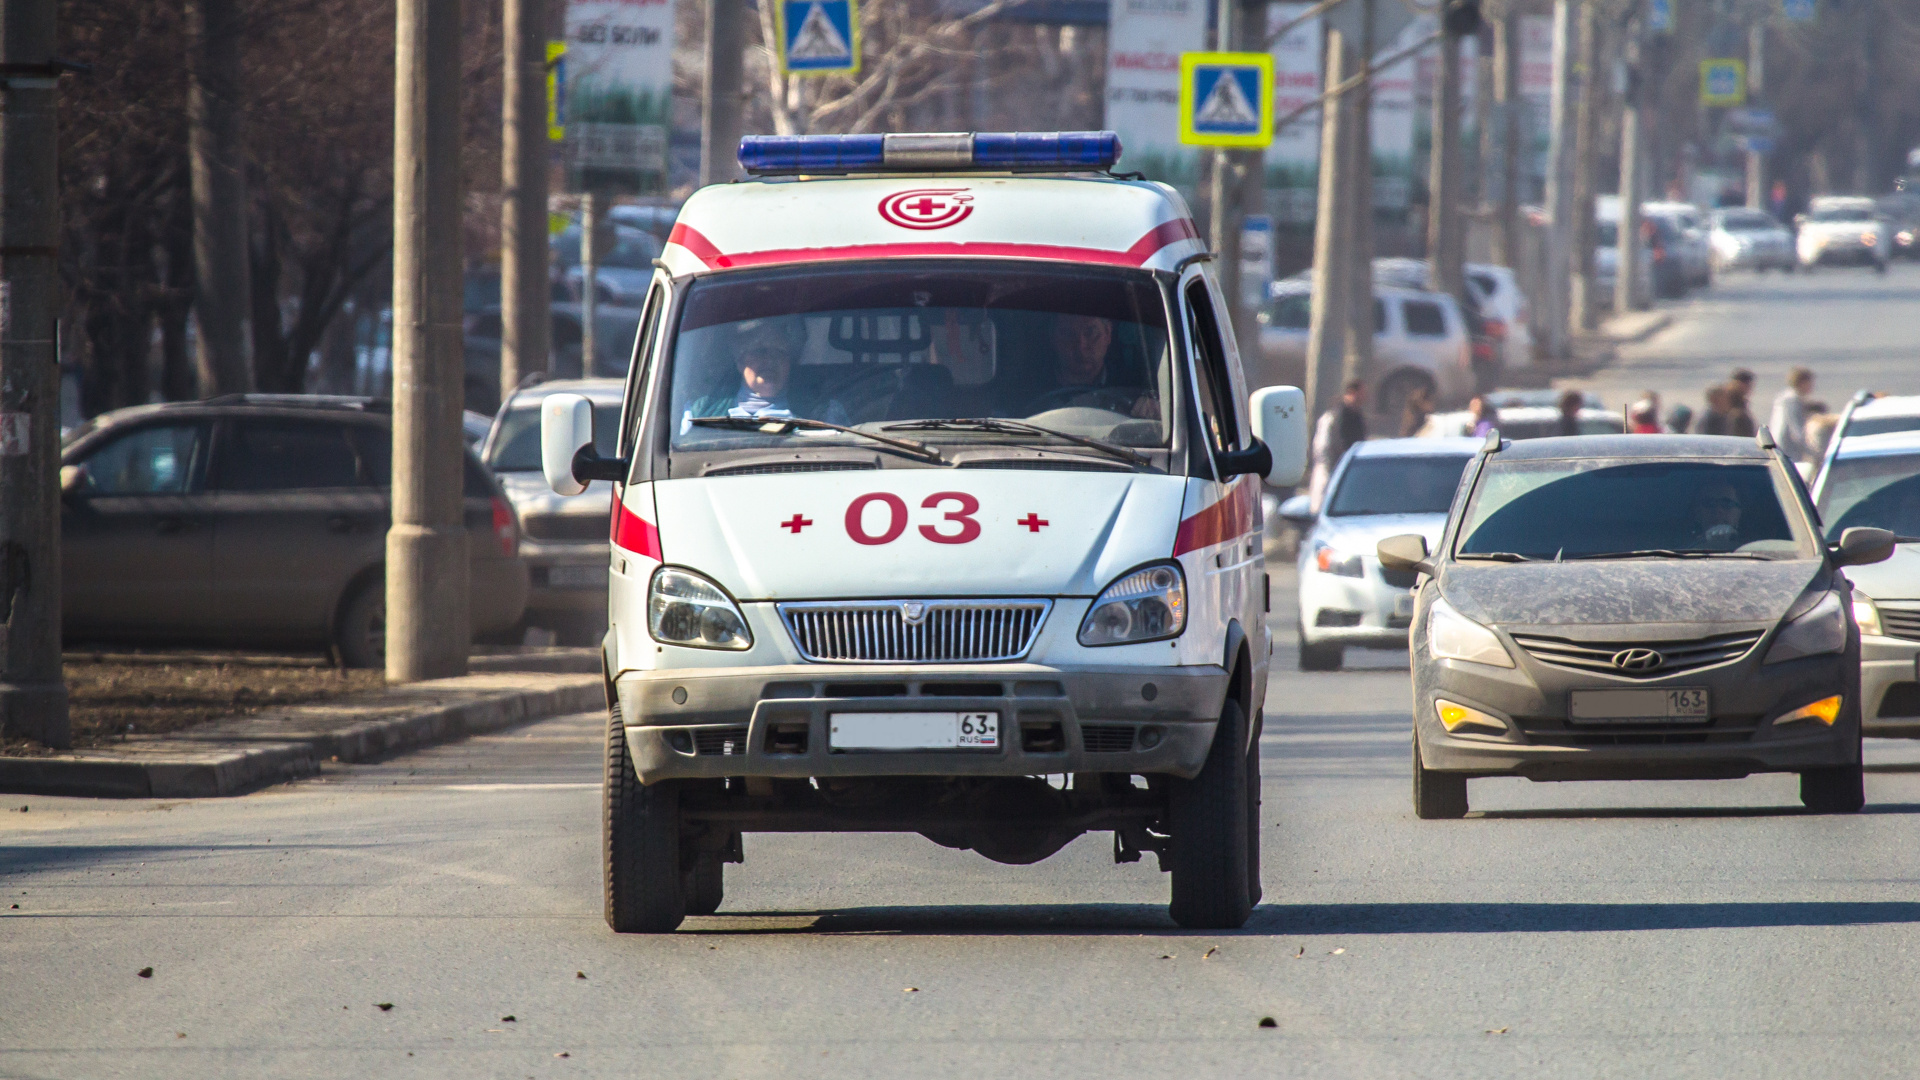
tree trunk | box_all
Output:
[187,0,253,396]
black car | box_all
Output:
[60,395,529,666]
[1378,432,1893,818]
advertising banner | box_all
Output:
[1105,0,1209,191]
[563,0,673,194]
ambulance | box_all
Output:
[540,131,1307,932]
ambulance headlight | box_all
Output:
[1079,562,1186,646]
[649,567,752,651]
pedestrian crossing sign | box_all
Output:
[1179,52,1273,148]
[779,0,860,77]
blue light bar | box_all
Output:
[737,131,1123,176]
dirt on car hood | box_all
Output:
[1441,558,1824,632]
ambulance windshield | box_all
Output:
[666,261,1173,455]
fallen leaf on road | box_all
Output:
[138,967,153,978]
[502,1015,516,1022]
[1159,954,1175,960]
[176,1033,186,1039]
[1331,948,1345,955]
[1293,946,1304,958]
[375,1003,394,1011]
[1258,1017,1277,1029]
[903,987,919,993]
[1486,1027,1509,1035]
[555,1051,570,1058]
[575,971,587,979]
[1203,947,1218,960]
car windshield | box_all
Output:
[1719,210,1776,231]
[1456,459,1812,559]
[666,261,1173,453]
[1818,452,1920,539]
[1810,207,1875,223]
[1327,454,1473,517]
[488,401,621,471]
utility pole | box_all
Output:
[1306,29,1355,425]
[1745,21,1763,210]
[579,191,598,377]
[1228,0,1266,370]
[0,0,70,746]
[499,0,549,401]
[1569,0,1600,331]
[1343,0,1376,390]
[700,0,744,187]
[1616,6,1644,316]
[1542,0,1576,361]
[1492,9,1520,268]
[388,0,470,683]
[1207,0,1238,344]
[1428,16,1464,299]
[186,0,252,396]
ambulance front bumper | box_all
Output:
[615,662,1231,784]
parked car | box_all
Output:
[1642,201,1714,288]
[1796,196,1890,272]
[1260,280,1476,426]
[1279,438,1479,670]
[1879,193,1920,260]
[1596,198,1682,299]
[1371,258,1530,375]
[1810,430,1920,736]
[1420,404,1624,440]
[482,378,623,644]
[60,395,529,666]
[1811,392,1920,491]
[1380,432,1888,818]
[553,221,662,305]
[1709,207,1796,272]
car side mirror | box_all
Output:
[1248,385,1307,487]
[1832,526,1896,567]
[1377,533,1435,577]
[540,393,627,496]
[1278,494,1314,526]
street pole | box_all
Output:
[700,0,744,187]
[1745,21,1763,210]
[1306,29,1354,424]
[1493,9,1520,269]
[1227,0,1266,373]
[579,191,598,378]
[1616,7,1643,316]
[1542,0,1575,361]
[0,0,69,746]
[388,0,470,683]
[499,0,550,403]
[1428,25,1464,299]
[1343,0,1375,389]
[1570,0,1599,331]
[186,0,252,396]
[1208,0,1238,331]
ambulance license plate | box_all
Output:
[1569,688,1709,724]
[829,712,1000,750]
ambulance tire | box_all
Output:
[1168,697,1255,930]
[604,705,686,933]
[685,855,725,916]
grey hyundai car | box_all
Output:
[1378,432,1893,818]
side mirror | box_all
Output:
[1377,533,1434,577]
[540,393,628,495]
[1832,526,1896,568]
[1248,385,1307,487]
[1278,494,1314,526]
[1215,438,1273,480]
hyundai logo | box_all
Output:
[1612,647,1665,672]
[900,601,927,625]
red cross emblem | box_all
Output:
[1017,513,1049,533]
[781,514,812,534]
[878,188,974,230]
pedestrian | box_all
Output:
[1466,394,1499,438]
[1769,367,1817,463]
[1695,384,1731,435]
[1555,388,1584,437]
[1309,379,1368,511]
[1399,385,1434,438]
[1628,391,1662,433]
[1665,403,1693,433]
[1806,411,1840,462]
[1726,378,1758,439]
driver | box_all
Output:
[683,318,847,429]
[1035,314,1158,419]
[1689,480,1743,550]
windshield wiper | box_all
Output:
[880,417,1147,465]
[687,415,942,463]
[1456,551,1533,562]
[1565,548,1769,560]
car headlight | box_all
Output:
[1313,541,1364,578]
[648,566,752,650]
[1427,597,1514,668]
[1079,562,1186,646]
[1764,592,1847,664]
[1853,596,1884,637]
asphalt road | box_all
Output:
[11,271,1920,1077]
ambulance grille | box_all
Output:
[778,600,1051,664]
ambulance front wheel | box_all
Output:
[1167,697,1257,930]
[604,705,687,933]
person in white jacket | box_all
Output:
[1768,367,1816,464]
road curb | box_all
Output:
[0,673,605,799]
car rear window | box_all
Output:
[1403,300,1448,337]
[1818,452,1920,539]
[1457,459,1812,559]
[488,401,621,472]
[1842,415,1920,439]
[1327,454,1473,517]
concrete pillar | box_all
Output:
[1542,0,1576,361]
[1343,0,1376,388]
[1306,30,1355,423]
[701,0,745,186]
[1428,30,1464,300]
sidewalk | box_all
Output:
[0,650,604,799]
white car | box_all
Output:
[1260,280,1476,426]
[1810,429,1920,734]
[482,377,624,643]
[1279,438,1479,670]
[539,130,1308,933]
[1812,392,1920,491]
[1797,196,1890,272]
[1709,207,1795,272]
[1370,257,1534,370]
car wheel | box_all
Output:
[1245,709,1264,910]
[334,579,385,670]
[684,854,724,916]
[1800,764,1864,814]
[1298,635,1344,671]
[1168,697,1255,930]
[1413,738,1469,819]
[604,705,687,932]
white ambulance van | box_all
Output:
[541,131,1307,932]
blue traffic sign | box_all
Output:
[780,0,859,76]
[1178,52,1273,147]
[1649,0,1672,32]
[1782,0,1816,22]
